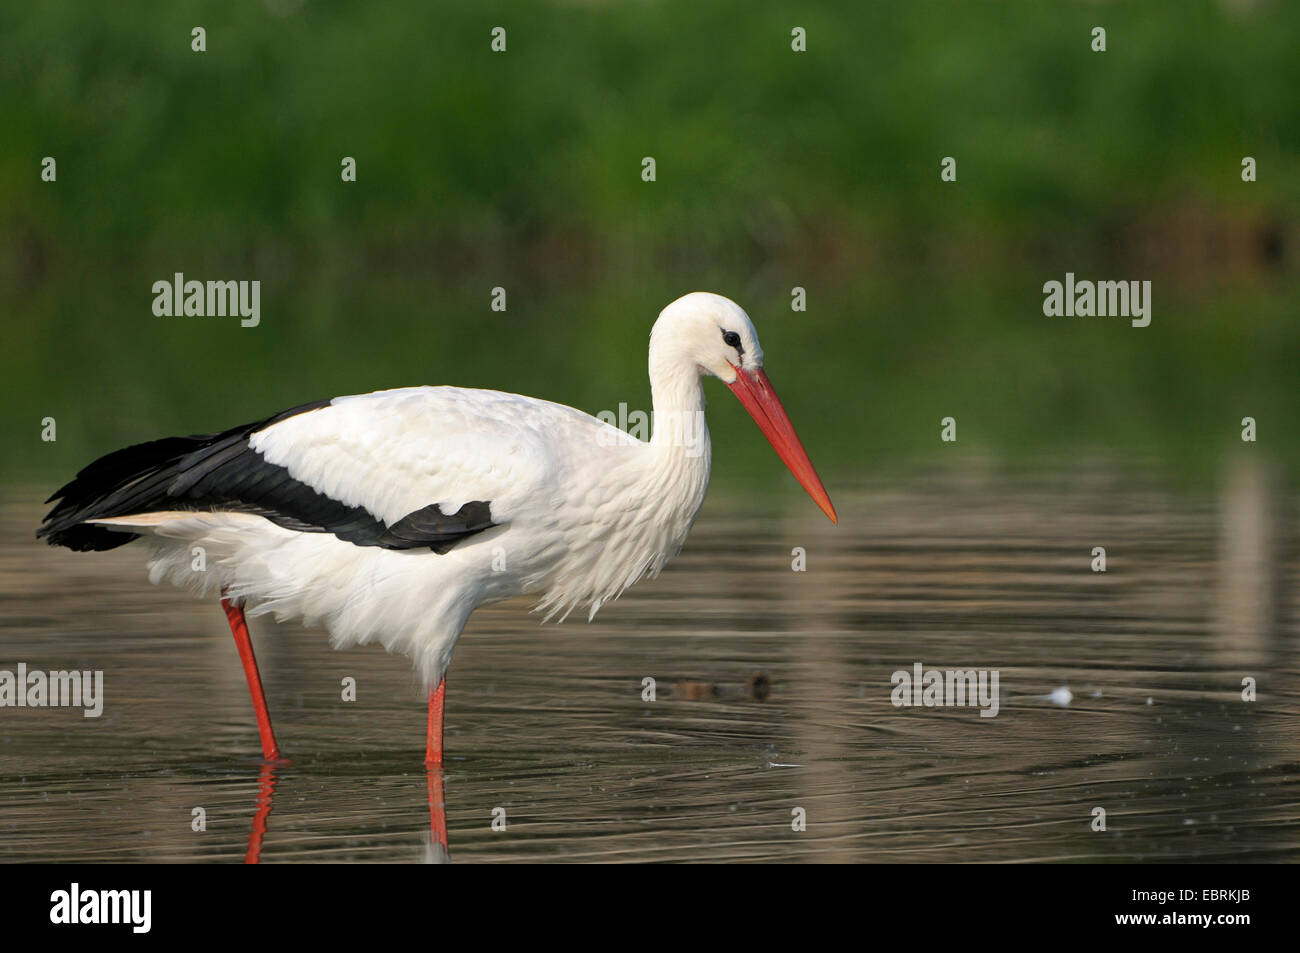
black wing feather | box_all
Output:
[37,399,495,554]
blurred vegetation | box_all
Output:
[1,0,1297,496]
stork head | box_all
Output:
[652,292,838,524]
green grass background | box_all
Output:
[2,0,1296,493]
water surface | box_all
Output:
[1,471,1296,863]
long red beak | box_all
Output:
[726,365,838,523]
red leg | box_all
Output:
[220,593,282,762]
[426,766,448,853]
[425,679,448,854]
[425,678,446,767]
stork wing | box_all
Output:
[39,386,601,553]
[247,386,596,528]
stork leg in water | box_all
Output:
[425,681,448,851]
[427,766,449,856]
[426,679,446,766]
[220,593,282,762]
[221,590,445,765]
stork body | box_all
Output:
[38,293,836,764]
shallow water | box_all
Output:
[1,469,1297,863]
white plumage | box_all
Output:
[44,292,835,760]
[118,382,708,686]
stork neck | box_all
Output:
[648,355,708,454]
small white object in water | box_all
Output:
[1048,687,1073,707]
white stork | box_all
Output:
[38,292,837,765]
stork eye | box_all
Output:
[721,330,742,350]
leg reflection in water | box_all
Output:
[244,760,280,864]
[239,739,451,864]
[424,767,450,863]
